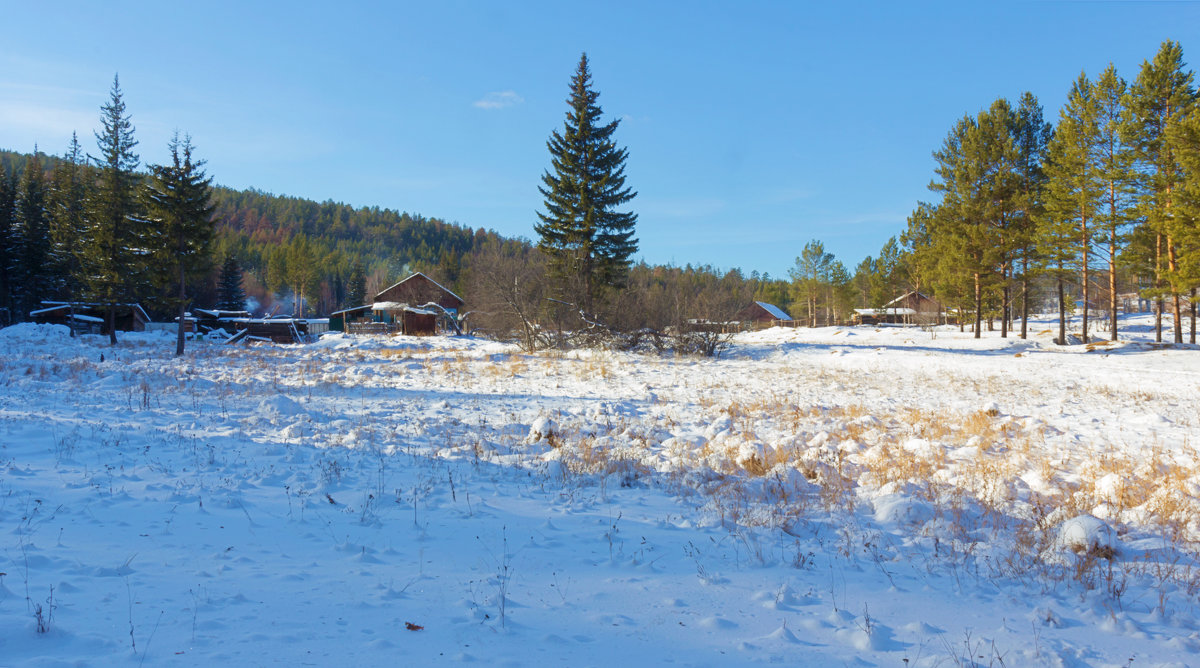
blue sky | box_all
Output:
[2,1,1198,278]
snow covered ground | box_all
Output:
[1,316,1198,666]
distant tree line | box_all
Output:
[14,44,1196,355]
[851,40,1200,345]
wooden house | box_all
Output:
[375,272,464,312]
[854,292,943,325]
[31,301,150,334]
[369,272,464,335]
[739,301,793,327]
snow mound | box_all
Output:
[1056,514,1120,557]
[528,416,558,443]
[872,493,935,526]
[258,395,305,419]
[0,322,72,342]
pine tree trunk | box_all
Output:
[973,272,982,339]
[1020,257,1029,339]
[176,264,187,357]
[1168,238,1182,344]
[1191,287,1197,345]
[1155,233,1163,343]
[108,304,117,346]
[1081,219,1089,344]
[1057,267,1066,345]
[1000,270,1009,339]
[1109,227,1118,342]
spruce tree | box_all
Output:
[12,149,51,322]
[1128,40,1197,343]
[0,164,15,324]
[345,260,367,307]
[48,133,91,310]
[84,74,143,344]
[144,133,216,355]
[216,254,247,311]
[535,53,638,315]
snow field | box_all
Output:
[1,317,1198,666]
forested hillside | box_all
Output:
[1,148,505,316]
[207,186,501,314]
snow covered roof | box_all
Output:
[373,302,437,315]
[854,308,917,316]
[754,301,792,321]
[330,304,373,316]
[193,308,252,318]
[37,301,151,322]
[883,291,937,308]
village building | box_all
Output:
[30,301,150,334]
[853,291,943,325]
[738,301,794,328]
[336,272,464,336]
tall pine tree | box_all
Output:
[144,133,216,356]
[1092,64,1138,341]
[929,101,1022,338]
[1042,73,1103,344]
[1011,92,1053,339]
[535,53,638,316]
[84,74,144,344]
[12,149,51,321]
[1127,40,1197,343]
[49,133,91,311]
[1171,95,1200,341]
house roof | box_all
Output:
[854,308,917,316]
[329,304,373,317]
[372,302,436,315]
[375,272,464,305]
[883,291,936,308]
[754,301,792,321]
[35,301,151,322]
[193,308,253,319]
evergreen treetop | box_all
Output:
[535,53,638,314]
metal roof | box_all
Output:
[754,301,792,321]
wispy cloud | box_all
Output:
[0,101,95,148]
[473,90,524,110]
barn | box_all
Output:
[739,301,793,327]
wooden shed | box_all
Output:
[31,301,150,334]
[329,304,373,332]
